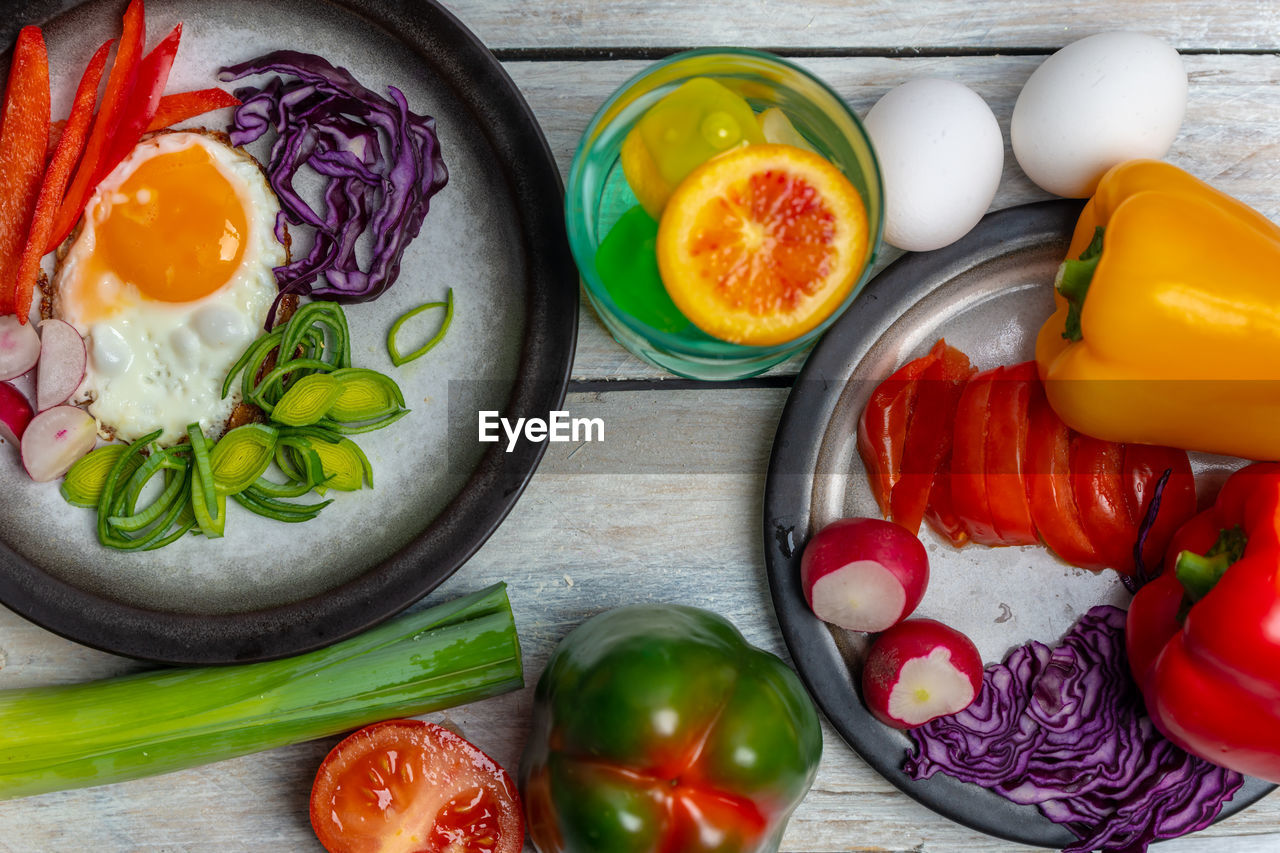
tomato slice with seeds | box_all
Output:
[310,720,523,853]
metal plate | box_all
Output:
[0,0,577,664]
[763,200,1273,847]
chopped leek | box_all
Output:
[387,288,453,366]
[0,584,522,800]
[273,373,342,426]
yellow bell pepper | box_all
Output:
[1035,159,1280,460]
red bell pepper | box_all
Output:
[101,21,182,176]
[1127,462,1280,782]
[0,26,50,316]
[949,367,999,543]
[983,361,1038,546]
[857,349,938,517]
[10,39,112,322]
[144,87,241,133]
[46,0,146,253]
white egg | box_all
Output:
[52,131,285,445]
[1011,32,1187,198]
[864,79,1004,252]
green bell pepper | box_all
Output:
[520,605,823,853]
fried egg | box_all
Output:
[52,131,285,445]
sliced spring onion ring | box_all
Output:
[210,424,278,494]
[272,373,342,426]
[328,368,406,420]
[62,446,136,508]
[386,288,453,367]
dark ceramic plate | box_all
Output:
[763,200,1272,847]
[0,0,577,664]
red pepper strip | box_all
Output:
[857,350,938,518]
[1070,433,1136,574]
[950,368,1000,544]
[0,27,50,316]
[983,361,1038,545]
[100,22,182,178]
[924,473,967,546]
[144,87,241,133]
[1122,443,1196,574]
[1128,462,1280,781]
[892,340,973,535]
[45,0,146,254]
[1025,380,1107,570]
[10,40,113,322]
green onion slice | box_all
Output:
[209,424,278,495]
[387,288,453,367]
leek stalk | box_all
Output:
[0,583,523,800]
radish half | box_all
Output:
[36,319,87,411]
[0,313,41,381]
[800,517,928,632]
[861,618,984,729]
[21,405,97,482]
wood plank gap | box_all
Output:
[493,46,1280,62]
[567,376,795,393]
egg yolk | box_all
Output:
[95,143,249,303]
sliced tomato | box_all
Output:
[1122,444,1196,575]
[857,350,938,517]
[950,368,1001,544]
[891,340,973,535]
[311,720,524,853]
[1025,381,1107,571]
[1070,434,1137,575]
[983,362,1038,546]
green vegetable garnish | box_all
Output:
[61,445,137,508]
[387,288,453,367]
[0,583,523,800]
[272,373,342,426]
[209,424,278,495]
[188,425,224,539]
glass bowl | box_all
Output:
[566,48,884,380]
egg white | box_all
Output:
[51,132,285,445]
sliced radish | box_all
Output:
[861,618,984,729]
[20,405,97,482]
[800,517,929,633]
[0,314,41,381]
[0,382,35,445]
[36,319,87,411]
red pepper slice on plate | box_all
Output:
[1071,433,1137,574]
[1127,462,1280,782]
[983,361,1038,546]
[0,26,50,316]
[857,349,938,517]
[1122,443,1197,574]
[891,339,973,535]
[10,39,113,322]
[101,21,182,175]
[46,0,146,253]
[1025,379,1107,570]
[950,368,1000,545]
[144,87,240,133]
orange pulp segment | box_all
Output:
[655,143,869,346]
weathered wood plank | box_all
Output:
[1,388,1276,851]
[441,0,1280,52]
[506,55,1280,380]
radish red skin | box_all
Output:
[862,618,984,729]
[0,381,34,445]
[800,517,929,633]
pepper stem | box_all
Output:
[1055,226,1105,342]
[1174,524,1247,603]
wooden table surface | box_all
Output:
[4,0,1280,850]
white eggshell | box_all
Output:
[1011,31,1187,198]
[864,79,1004,252]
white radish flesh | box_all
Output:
[861,618,984,729]
[0,314,41,381]
[36,319,87,411]
[21,405,97,482]
[0,382,35,445]
[800,517,929,633]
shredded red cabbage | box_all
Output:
[904,606,1242,853]
[218,51,448,307]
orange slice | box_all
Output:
[656,143,870,346]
